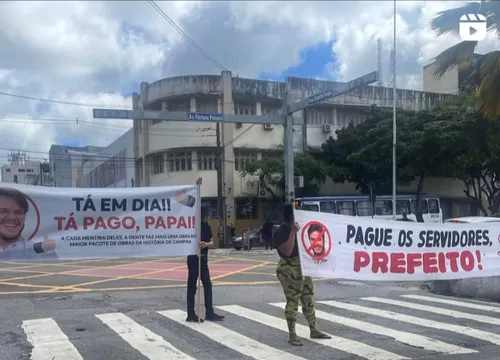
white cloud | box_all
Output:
[0,0,498,178]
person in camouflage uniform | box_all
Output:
[272,204,331,346]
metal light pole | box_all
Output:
[392,0,397,220]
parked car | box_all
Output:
[231,225,279,250]
[444,216,500,223]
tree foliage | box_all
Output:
[440,92,500,214]
[319,107,414,194]
[430,0,500,118]
[239,153,331,199]
[320,106,466,221]
[240,93,500,219]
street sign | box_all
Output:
[93,109,131,119]
[93,108,284,124]
[188,112,225,122]
[287,71,379,114]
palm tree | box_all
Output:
[431,0,500,118]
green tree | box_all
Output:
[397,109,464,221]
[320,107,414,195]
[239,152,331,199]
[440,92,500,214]
[321,106,464,222]
[430,1,500,118]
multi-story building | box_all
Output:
[48,145,104,187]
[132,71,470,244]
[83,129,134,188]
[0,152,51,185]
[423,53,484,94]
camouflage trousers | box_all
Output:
[276,257,317,334]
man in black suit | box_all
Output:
[186,202,225,322]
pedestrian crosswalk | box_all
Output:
[17,293,500,360]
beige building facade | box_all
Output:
[132,71,476,244]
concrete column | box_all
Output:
[221,70,235,227]
[190,97,196,112]
[140,82,150,186]
[132,92,140,186]
[256,101,262,116]
[333,107,338,127]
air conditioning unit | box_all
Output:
[263,124,273,131]
[258,181,268,198]
[323,124,332,133]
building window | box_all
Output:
[5,168,11,172]
[201,198,218,219]
[236,198,258,219]
[168,100,190,112]
[235,102,256,115]
[234,151,257,171]
[428,199,440,214]
[305,107,333,125]
[18,168,25,172]
[151,154,164,175]
[82,148,129,188]
[197,99,218,113]
[197,151,216,171]
[27,168,33,173]
[168,151,192,172]
[261,106,280,116]
[411,200,429,214]
[13,175,18,183]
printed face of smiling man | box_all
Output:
[0,188,29,243]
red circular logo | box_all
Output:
[301,220,332,261]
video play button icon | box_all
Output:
[460,13,487,41]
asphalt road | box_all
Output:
[1,250,500,360]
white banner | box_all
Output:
[295,209,500,281]
[0,183,200,261]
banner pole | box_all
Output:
[196,179,202,323]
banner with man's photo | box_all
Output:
[295,209,500,281]
[0,184,200,261]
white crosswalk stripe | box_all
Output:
[22,318,84,360]
[219,304,408,360]
[319,299,500,346]
[363,297,500,326]
[95,312,194,360]
[159,309,308,360]
[18,294,500,360]
[269,302,474,355]
[401,294,500,313]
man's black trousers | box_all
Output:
[186,254,214,317]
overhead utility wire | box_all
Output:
[147,0,229,71]
[0,91,129,109]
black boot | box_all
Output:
[205,312,225,321]
[186,313,204,323]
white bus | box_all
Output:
[294,194,443,223]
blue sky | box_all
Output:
[259,40,337,81]
[121,83,140,98]
[60,139,85,147]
